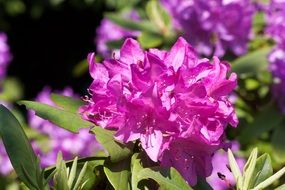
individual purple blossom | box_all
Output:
[80,37,238,186]
[95,11,140,57]
[0,32,12,80]
[29,87,101,167]
[206,141,245,190]
[161,0,255,57]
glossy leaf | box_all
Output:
[50,93,84,113]
[249,154,273,188]
[18,100,93,133]
[0,105,46,190]
[228,149,242,188]
[104,158,131,190]
[253,167,285,190]
[91,127,133,163]
[131,153,143,190]
[242,148,258,190]
[137,167,193,190]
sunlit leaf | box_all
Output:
[18,101,92,133]
[104,157,131,190]
[137,167,193,190]
[91,127,133,163]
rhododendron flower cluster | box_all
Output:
[30,87,101,167]
[161,0,255,57]
[96,11,140,57]
[80,37,238,185]
[207,141,245,190]
[266,0,285,113]
[0,32,12,80]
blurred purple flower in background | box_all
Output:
[266,0,285,113]
[0,32,12,80]
[95,11,140,57]
[0,142,13,175]
[207,141,245,190]
[29,87,101,167]
[161,0,255,57]
[80,37,238,185]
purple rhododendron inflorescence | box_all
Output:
[80,37,238,185]
[161,0,255,57]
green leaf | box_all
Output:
[275,183,285,190]
[105,13,159,34]
[50,93,84,113]
[44,156,106,179]
[73,161,88,190]
[131,153,144,190]
[227,149,242,189]
[238,104,283,144]
[232,47,271,76]
[138,32,163,48]
[272,124,285,163]
[73,59,89,77]
[137,167,193,190]
[18,100,93,133]
[193,179,213,190]
[91,127,133,163]
[253,166,285,190]
[242,148,258,190]
[0,105,46,190]
[0,77,23,102]
[145,0,172,35]
[106,39,125,50]
[104,158,131,190]
[54,153,69,190]
[249,154,273,188]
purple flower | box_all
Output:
[206,141,245,190]
[95,11,140,57]
[80,37,238,186]
[268,46,285,113]
[265,0,285,45]
[0,141,13,175]
[0,32,12,80]
[30,87,101,167]
[161,0,255,57]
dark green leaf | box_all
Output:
[249,154,273,188]
[137,167,193,190]
[50,93,84,113]
[0,105,45,189]
[104,157,131,190]
[18,100,93,133]
[106,39,125,50]
[91,127,133,163]
[238,104,283,144]
[193,179,213,190]
[232,47,271,75]
[272,124,285,163]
